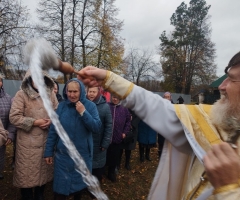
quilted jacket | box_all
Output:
[9,70,58,187]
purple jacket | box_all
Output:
[108,103,131,144]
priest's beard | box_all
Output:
[210,92,240,134]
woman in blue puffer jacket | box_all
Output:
[44,79,101,200]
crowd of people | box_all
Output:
[0,72,161,200]
[77,51,240,200]
[1,43,240,200]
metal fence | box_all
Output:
[3,80,191,104]
[2,79,64,98]
[154,92,191,104]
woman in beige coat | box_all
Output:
[9,70,58,200]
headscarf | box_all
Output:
[87,87,101,102]
[164,92,171,97]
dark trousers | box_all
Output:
[88,167,104,199]
[92,167,104,183]
[118,149,131,167]
[139,145,151,162]
[54,190,84,200]
[21,188,33,200]
[106,143,121,175]
[20,185,45,200]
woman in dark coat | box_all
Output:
[0,76,16,179]
[138,120,157,162]
[118,110,140,170]
[44,79,101,200]
[53,80,63,102]
[87,87,112,182]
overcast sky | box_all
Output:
[21,0,240,76]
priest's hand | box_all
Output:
[203,142,240,189]
[77,66,107,87]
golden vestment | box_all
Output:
[102,71,240,200]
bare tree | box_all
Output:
[124,48,159,86]
[0,0,32,79]
[37,0,124,82]
[37,0,69,81]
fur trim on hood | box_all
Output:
[21,69,54,99]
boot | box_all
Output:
[139,146,144,162]
[145,148,151,161]
[73,192,82,200]
[117,149,123,171]
[54,193,66,200]
[34,185,45,200]
[108,166,116,182]
[125,150,131,170]
[21,188,34,200]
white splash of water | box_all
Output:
[29,46,108,200]
[24,38,59,70]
